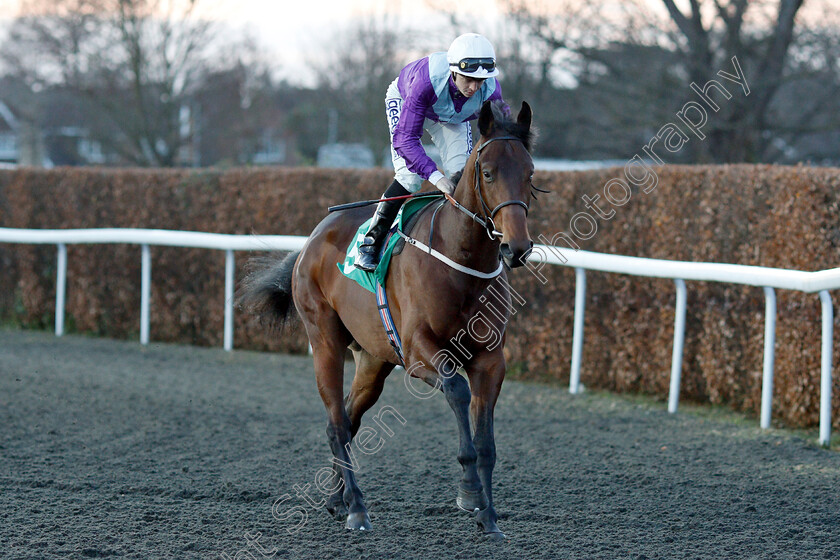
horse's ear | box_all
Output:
[478,100,494,137]
[517,101,532,131]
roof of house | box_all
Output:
[0,100,18,134]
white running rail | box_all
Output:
[0,227,306,352]
[0,227,835,446]
[540,249,837,446]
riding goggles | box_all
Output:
[452,58,496,74]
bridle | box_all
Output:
[445,135,530,239]
[400,134,532,279]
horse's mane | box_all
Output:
[488,100,536,152]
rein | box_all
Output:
[447,135,529,240]
[396,135,528,279]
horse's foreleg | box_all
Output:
[441,373,486,513]
[467,357,506,540]
[406,339,485,513]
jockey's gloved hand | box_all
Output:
[435,176,456,195]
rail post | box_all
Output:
[140,244,151,345]
[569,267,586,394]
[760,287,777,429]
[668,279,687,414]
[55,243,67,337]
[819,290,833,447]
[224,249,235,351]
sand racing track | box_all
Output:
[2,329,839,559]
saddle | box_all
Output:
[338,196,444,293]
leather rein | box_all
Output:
[444,135,529,240]
[395,135,529,279]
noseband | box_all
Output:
[446,135,530,239]
[401,135,530,279]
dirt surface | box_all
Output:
[2,328,839,560]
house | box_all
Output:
[317,143,375,168]
[0,78,113,167]
[0,100,19,165]
[37,89,110,166]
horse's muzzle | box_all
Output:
[500,241,534,269]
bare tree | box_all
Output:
[310,15,415,160]
[657,0,807,161]
[428,0,688,159]
[501,0,839,163]
[762,2,840,163]
[1,0,229,166]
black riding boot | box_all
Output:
[355,180,410,272]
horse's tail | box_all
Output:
[238,251,301,331]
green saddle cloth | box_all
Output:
[338,196,438,293]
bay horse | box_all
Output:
[240,100,535,540]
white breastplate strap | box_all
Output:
[397,230,504,279]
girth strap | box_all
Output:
[375,280,405,365]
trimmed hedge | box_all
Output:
[1,165,838,428]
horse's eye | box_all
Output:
[482,170,493,182]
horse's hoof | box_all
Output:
[482,530,507,542]
[326,501,348,521]
[345,512,372,531]
[474,506,503,539]
[456,486,488,512]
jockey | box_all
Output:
[354,32,505,272]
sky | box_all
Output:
[1,0,834,85]
[0,0,503,84]
[208,0,501,83]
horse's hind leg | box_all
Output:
[324,349,395,520]
[301,307,372,531]
[346,348,396,432]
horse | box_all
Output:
[239,100,536,540]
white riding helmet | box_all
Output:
[447,33,499,79]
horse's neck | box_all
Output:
[435,175,500,275]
